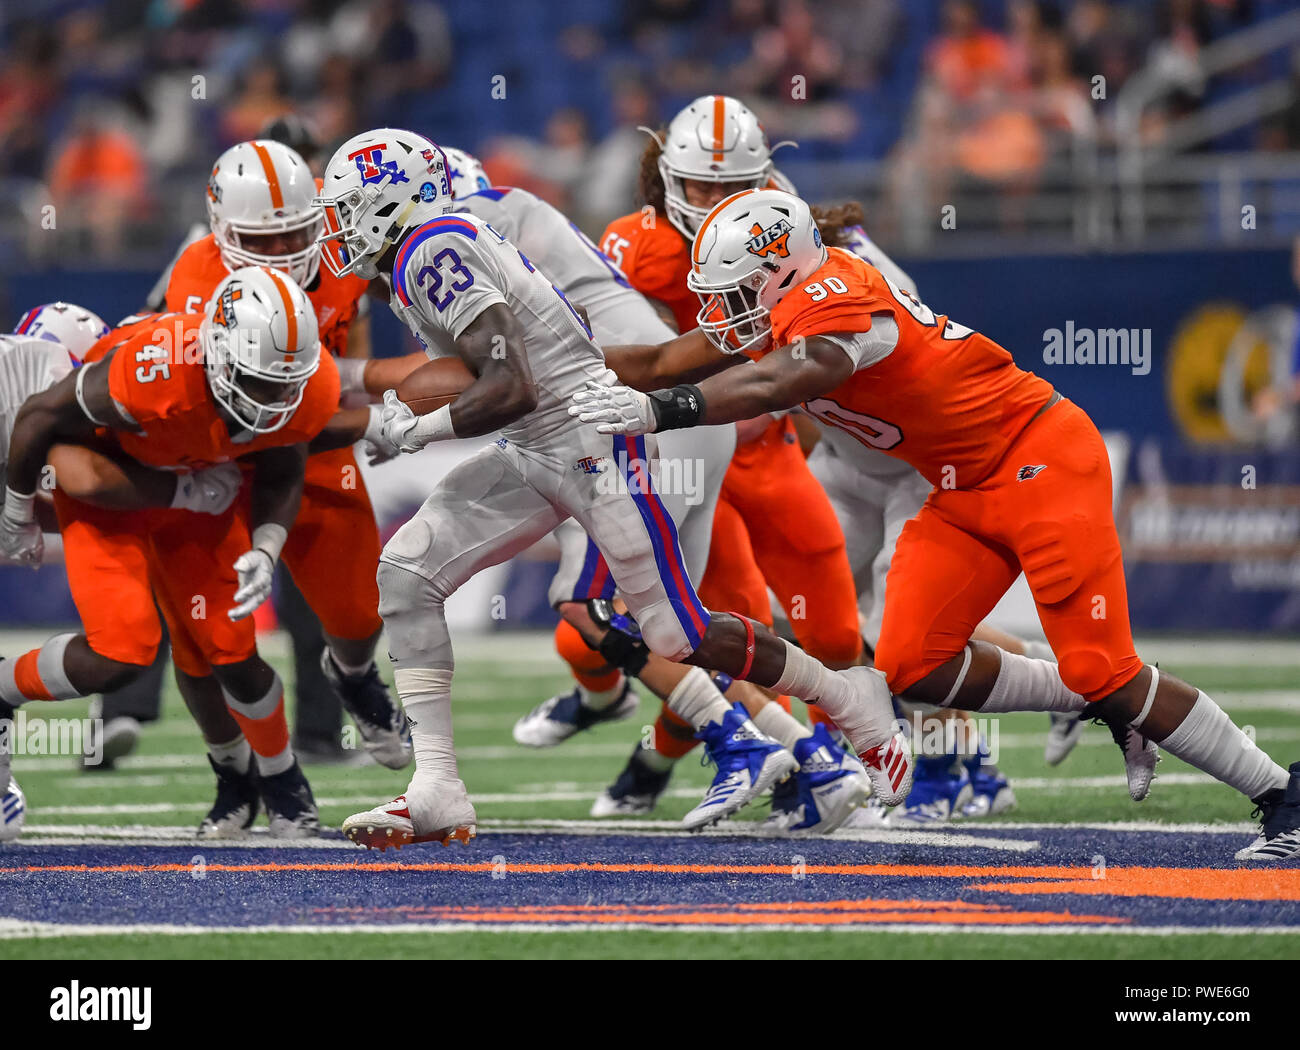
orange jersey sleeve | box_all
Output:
[769,249,1054,488]
[165,233,366,358]
[600,212,699,333]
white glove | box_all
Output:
[568,379,658,436]
[379,389,424,453]
[171,462,243,515]
[363,401,401,465]
[0,488,43,567]
[229,549,274,621]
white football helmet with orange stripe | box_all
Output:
[314,128,453,280]
[655,95,783,240]
[201,266,321,434]
[207,140,322,287]
[687,189,826,355]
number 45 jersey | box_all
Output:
[81,312,340,472]
[387,213,610,447]
[767,248,1053,490]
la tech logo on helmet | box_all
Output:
[347,144,410,187]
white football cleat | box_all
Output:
[513,680,638,748]
[836,666,914,806]
[1044,711,1084,766]
[343,778,477,852]
[1100,717,1159,801]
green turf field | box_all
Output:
[3,632,1299,959]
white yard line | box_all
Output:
[0,917,1296,940]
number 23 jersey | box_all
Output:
[387,213,610,445]
[766,248,1053,489]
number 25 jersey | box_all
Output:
[765,248,1054,489]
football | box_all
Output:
[396,356,475,415]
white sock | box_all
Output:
[753,702,812,752]
[328,648,373,679]
[578,675,626,711]
[208,734,251,776]
[774,641,895,752]
[394,667,459,782]
[1159,690,1289,801]
[978,650,1088,714]
[665,666,730,729]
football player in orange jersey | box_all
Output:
[0,267,340,838]
[593,97,868,817]
[163,139,410,772]
[574,188,1300,863]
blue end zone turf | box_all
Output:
[2,827,1296,933]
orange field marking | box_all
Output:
[312,898,1127,927]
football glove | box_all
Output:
[171,462,243,516]
[569,380,657,436]
[0,488,43,567]
[229,549,275,621]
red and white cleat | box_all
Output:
[860,728,914,808]
[342,783,477,852]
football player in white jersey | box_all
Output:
[313,129,911,850]
[0,302,242,840]
[440,148,870,833]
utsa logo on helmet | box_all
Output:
[348,144,410,187]
[211,284,242,328]
[206,166,222,204]
[746,218,793,259]
[1017,464,1047,481]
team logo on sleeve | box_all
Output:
[746,218,793,259]
[347,144,410,187]
[1017,464,1047,481]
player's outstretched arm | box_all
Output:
[6,357,133,499]
[228,443,308,621]
[691,334,854,424]
[573,334,853,436]
[602,328,738,391]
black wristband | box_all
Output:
[648,384,706,432]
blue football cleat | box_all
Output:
[682,703,798,830]
[766,724,871,835]
[890,752,973,824]
[956,735,1017,818]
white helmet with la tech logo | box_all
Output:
[314,128,452,279]
[13,301,109,362]
[655,95,788,240]
[442,146,491,199]
[201,265,321,434]
[687,188,826,355]
[207,140,322,287]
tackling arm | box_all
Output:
[601,328,740,391]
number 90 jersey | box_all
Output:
[388,213,610,446]
[765,248,1054,489]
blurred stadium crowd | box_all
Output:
[1,0,1296,262]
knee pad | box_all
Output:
[633,601,696,663]
[588,599,651,677]
[1017,520,1084,605]
[1056,646,1114,699]
[377,561,452,668]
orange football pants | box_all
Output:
[698,416,862,667]
[874,398,1143,703]
[280,446,382,642]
